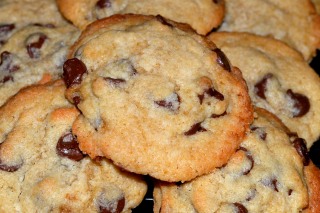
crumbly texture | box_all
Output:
[0,24,80,106]
[0,80,147,212]
[65,14,253,182]
[154,108,310,213]
[218,0,320,61]
[0,0,69,46]
[56,0,225,35]
[208,32,320,148]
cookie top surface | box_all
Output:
[0,24,80,106]
[218,0,320,61]
[208,32,320,148]
[0,80,147,212]
[56,0,225,35]
[154,108,310,213]
[0,0,69,46]
[64,14,253,182]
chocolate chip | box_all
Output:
[32,23,56,28]
[1,75,13,83]
[211,111,227,118]
[288,189,293,196]
[254,73,273,100]
[96,0,112,9]
[271,179,279,192]
[25,33,47,59]
[250,126,267,140]
[154,93,180,111]
[262,178,279,192]
[238,147,254,175]
[198,88,224,104]
[213,48,231,72]
[286,89,310,117]
[63,58,88,88]
[0,24,15,43]
[233,203,248,213]
[184,122,207,136]
[292,137,309,166]
[99,196,125,213]
[73,95,81,107]
[0,51,20,72]
[56,131,85,161]
[104,77,126,87]
[0,161,22,172]
[246,189,256,201]
[156,15,174,28]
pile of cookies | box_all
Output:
[0,0,319,212]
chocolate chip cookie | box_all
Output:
[0,80,147,212]
[0,0,69,46]
[154,108,312,213]
[0,23,80,106]
[64,14,253,182]
[218,0,320,61]
[209,32,320,148]
[56,0,225,35]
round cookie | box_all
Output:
[0,0,69,46]
[218,0,320,61]
[153,108,311,213]
[0,24,80,106]
[56,0,225,35]
[64,14,253,182]
[208,32,320,148]
[0,80,147,212]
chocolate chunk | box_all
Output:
[96,0,112,9]
[0,161,22,172]
[1,75,13,83]
[56,131,85,161]
[213,48,231,72]
[292,137,309,166]
[234,203,248,213]
[211,111,227,118]
[156,15,174,28]
[154,93,180,111]
[254,73,273,100]
[198,87,224,104]
[0,51,20,72]
[184,122,207,136]
[286,89,310,117]
[63,58,88,88]
[104,77,126,87]
[26,33,47,59]
[238,147,254,175]
[250,126,267,140]
[99,196,125,213]
[0,24,15,43]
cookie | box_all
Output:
[0,23,80,106]
[218,0,320,61]
[56,0,225,35]
[0,80,147,212]
[312,0,320,14]
[208,32,320,148]
[0,0,69,46]
[64,14,253,182]
[153,108,312,213]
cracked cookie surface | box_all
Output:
[209,32,320,148]
[64,14,253,182]
[0,80,147,212]
[56,0,225,35]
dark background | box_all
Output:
[133,51,320,212]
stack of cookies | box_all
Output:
[0,0,319,212]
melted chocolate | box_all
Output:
[26,33,47,59]
[254,73,273,100]
[286,89,310,117]
[213,48,231,72]
[234,203,248,213]
[63,58,88,88]
[56,131,85,161]
[96,0,112,9]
